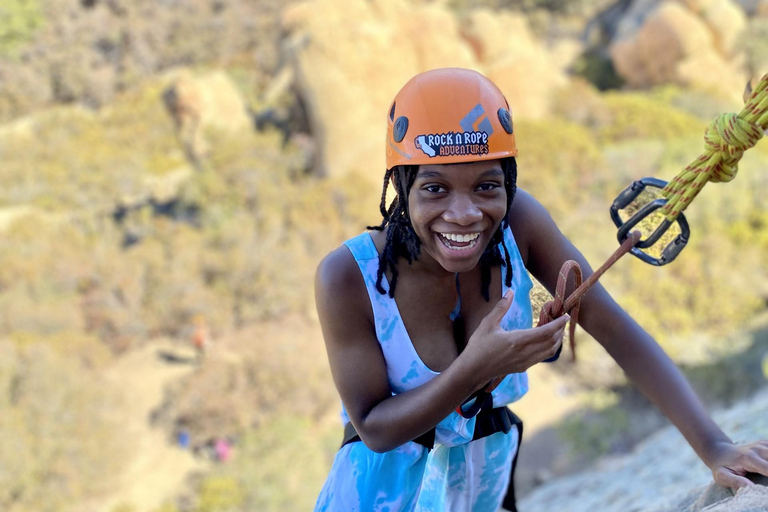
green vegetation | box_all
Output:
[0,340,127,512]
[571,48,625,91]
[0,0,43,57]
[0,84,185,210]
[0,0,294,122]
[739,18,768,79]
[448,0,605,16]
[188,415,340,512]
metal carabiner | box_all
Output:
[609,177,691,266]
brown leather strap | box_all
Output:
[538,230,642,360]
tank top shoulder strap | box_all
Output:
[343,232,379,263]
[342,232,392,316]
[342,232,436,393]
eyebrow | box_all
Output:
[416,168,504,179]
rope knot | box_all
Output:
[705,113,762,156]
[661,73,768,220]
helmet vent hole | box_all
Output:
[389,102,396,122]
[393,116,409,143]
[498,108,513,134]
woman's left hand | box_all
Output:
[708,440,768,489]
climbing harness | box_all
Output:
[340,407,522,450]
[612,73,768,266]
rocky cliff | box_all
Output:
[519,389,768,512]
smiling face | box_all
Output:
[406,159,508,274]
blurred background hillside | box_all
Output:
[0,0,767,511]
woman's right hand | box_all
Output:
[463,290,568,381]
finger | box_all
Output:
[743,452,768,477]
[515,316,568,347]
[544,329,564,359]
[713,467,754,490]
[483,289,515,327]
[536,314,570,336]
[753,444,768,459]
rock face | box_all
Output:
[281,0,575,180]
[518,389,768,512]
[163,70,251,165]
[462,10,573,126]
[610,0,747,100]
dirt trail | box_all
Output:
[85,341,208,512]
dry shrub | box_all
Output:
[0,340,128,511]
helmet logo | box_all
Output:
[414,131,489,158]
[393,116,409,143]
[460,104,494,137]
[413,103,493,158]
[498,108,513,134]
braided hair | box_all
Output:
[367,157,518,301]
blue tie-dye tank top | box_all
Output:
[314,225,533,512]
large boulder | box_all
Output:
[610,0,747,100]
[461,9,573,121]
[679,0,748,55]
[281,0,573,180]
[163,70,251,164]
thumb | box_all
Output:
[484,289,515,328]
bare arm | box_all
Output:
[511,189,768,487]
[316,245,566,453]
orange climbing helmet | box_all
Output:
[386,68,518,170]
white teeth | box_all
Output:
[441,232,480,243]
[437,233,480,250]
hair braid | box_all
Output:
[369,166,420,296]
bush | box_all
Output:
[739,18,768,79]
[0,0,44,57]
[0,0,295,122]
[0,341,128,511]
[598,92,706,143]
[186,415,340,512]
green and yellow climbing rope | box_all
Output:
[660,73,768,222]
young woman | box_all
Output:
[313,68,768,512]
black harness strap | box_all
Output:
[340,407,521,451]
[340,421,436,450]
[501,411,524,512]
[472,406,518,440]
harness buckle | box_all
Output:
[610,177,690,266]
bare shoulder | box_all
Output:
[316,244,364,296]
[314,242,374,340]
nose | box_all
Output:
[442,193,482,226]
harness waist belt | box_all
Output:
[340,407,521,451]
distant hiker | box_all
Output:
[191,315,210,363]
[313,68,768,512]
[214,438,232,463]
[177,430,190,449]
